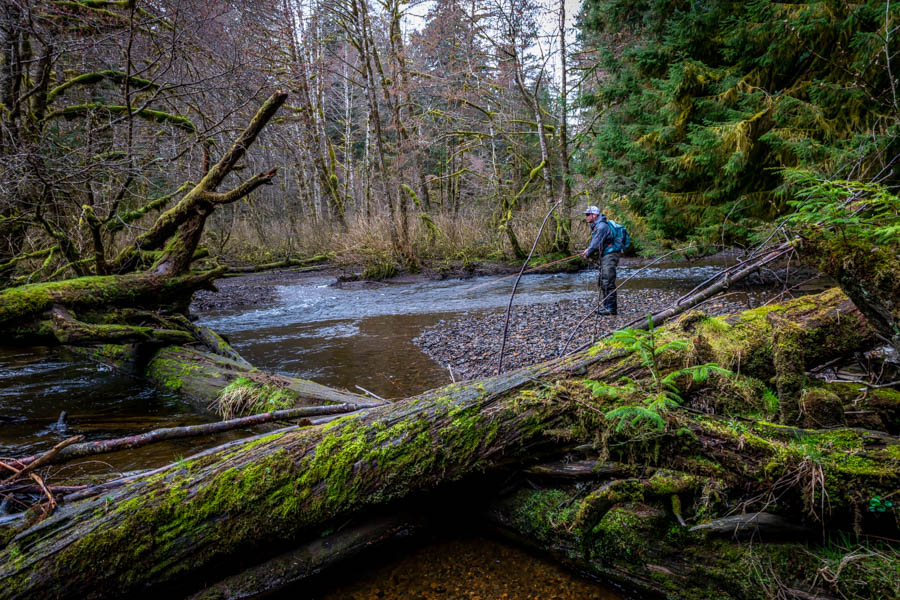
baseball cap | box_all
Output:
[583,205,600,215]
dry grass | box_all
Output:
[214,374,294,419]
[206,201,597,270]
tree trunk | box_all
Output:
[798,236,900,354]
[0,289,887,599]
[0,369,570,599]
[142,344,378,416]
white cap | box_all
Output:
[583,205,600,215]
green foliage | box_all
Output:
[577,0,900,244]
[867,495,894,513]
[785,170,900,246]
[586,317,730,432]
[360,250,398,280]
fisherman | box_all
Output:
[581,205,619,315]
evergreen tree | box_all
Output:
[577,0,900,244]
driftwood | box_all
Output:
[689,512,816,539]
[523,460,630,479]
[7,405,361,470]
[223,254,332,275]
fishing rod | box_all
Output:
[464,253,582,292]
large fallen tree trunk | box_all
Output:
[0,367,570,598]
[798,236,900,355]
[1,289,894,599]
[63,316,379,417]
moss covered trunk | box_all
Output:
[141,345,379,415]
[0,289,894,599]
[798,237,900,355]
[0,270,221,335]
[0,370,570,599]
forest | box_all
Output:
[0,1,898,599]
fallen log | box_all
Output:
[0,269,222,333]
[73,335,379,417]
[143,345,380,416]
[522,460,632,479]
[223,254,332,275]
[0,369,571,599]
[186,513,428,600]
[689,512,816,539]
[0,290,894,599]
[486,484,867,600]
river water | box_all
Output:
[1,260,799,598]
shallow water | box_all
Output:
[298,534,623,600]
[1,261,776,459]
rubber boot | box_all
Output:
[598,287,617,316]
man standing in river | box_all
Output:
[582,205,619,315]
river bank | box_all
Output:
[414,289,754,380]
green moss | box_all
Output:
[647,470,701,496]
[503,488,580,544]
[145,357,201,392]
[591,506,651,562]
[15,444,304,591]
[47,104,196,132]
[0,274,154,326]
[47,70,160,102]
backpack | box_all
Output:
[604,219,630,254]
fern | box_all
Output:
[586,318,732,434]
[783,170,900,248]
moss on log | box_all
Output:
[0,270,222,330]
[799,236,900,354]
[0,372,568,599]
[489,483,898,600]
[0,289,894,599]
[142,344,378,415]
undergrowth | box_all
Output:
[585,317,730,433]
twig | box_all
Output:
[29,473,57,513]
[12,405,360,469]
[826,379,899,390]
[355,385,388,402]
[498,200,561,375]
[0,461,22,476]
[1,436,84,484]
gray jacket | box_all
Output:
[584,216,612,258]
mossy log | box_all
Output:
[141,344,379,415]
[0,289,894,599]
[798,236,900,354]
[487,485,896,600]
[0,369,571,599]
[0,270,222,336]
